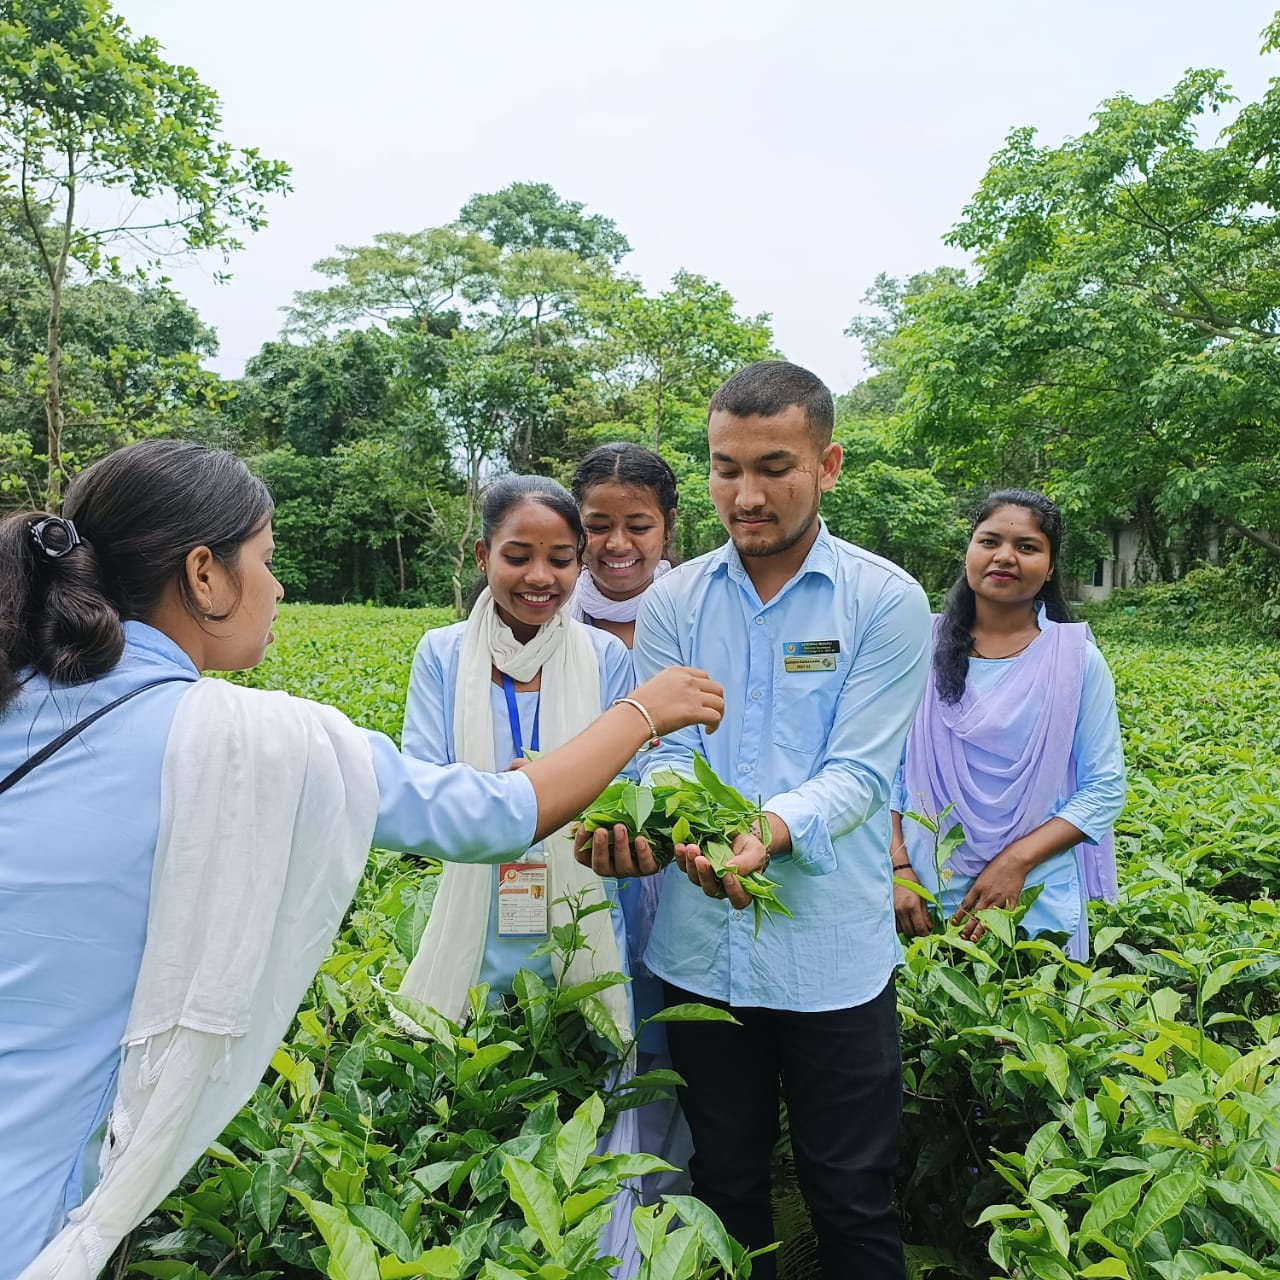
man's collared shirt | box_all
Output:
[634,520,931,1012]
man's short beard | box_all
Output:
[731,509,818,560]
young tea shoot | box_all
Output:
[578,753,791,935]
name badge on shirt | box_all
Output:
[782,639,840,673]
[497,862,549,937]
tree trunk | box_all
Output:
[515,297,543,468]
[1225,516,1280,559]
[45,150,77,510]
[44,282,65,510]
[1135,493,1175,581]
[395,530,406,594]
[452,448,482,618]
[21,142,77,510]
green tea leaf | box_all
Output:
[556,1094,604,1189]
[1130,1169,1199,1245]
[288,1189,379,1280]
[249,1155,288,1233]
[501,1155,562,1252]
[1079,1171,1150,1241]
[348,1202,415,1262]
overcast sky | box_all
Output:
[114,1,1279,391]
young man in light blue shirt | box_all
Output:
[579,361,932,1279]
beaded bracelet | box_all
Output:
[612,697,662,751]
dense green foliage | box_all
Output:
[0,0,290,503]
[103,604,1280,1280]
[841,19,1280,601]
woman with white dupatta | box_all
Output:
[400,474,647,1273]
[0,442,724,1280]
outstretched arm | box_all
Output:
[377,664,723,861]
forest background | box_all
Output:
[3,1,1280,630]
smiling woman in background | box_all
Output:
[570,442,679,650]
[397,472,652,1271]
[570,442,693,1199]
[890,488,1125,958]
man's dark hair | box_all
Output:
[708,361,835,445]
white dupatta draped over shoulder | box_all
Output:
[21,679,379,1279]
[398,588,631,1041]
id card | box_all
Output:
[497,862,549,937]
[782,639,840,674]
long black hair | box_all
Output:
[570,442,679,546]
[934,488,1074,705]
[0,440,273,714]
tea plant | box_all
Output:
[578,757,791,932]
[114,854,758,1278]
[116,603,1280,1280]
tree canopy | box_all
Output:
[849,20,1280,576]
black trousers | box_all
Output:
[662,977,904,1280]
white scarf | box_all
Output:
[399,589,630,1040]
[570,561,672,624]
[21,680,379,1280]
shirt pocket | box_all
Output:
[771,656,845,755]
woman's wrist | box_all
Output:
[611,697,662,751]
[998,840,1040,875]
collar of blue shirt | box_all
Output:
[710,517,840,593]
[122,620,200,675]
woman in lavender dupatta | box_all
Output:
[890,490,1125,960]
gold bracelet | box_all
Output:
[612,697,662,751]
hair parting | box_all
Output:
[571,442,679,541]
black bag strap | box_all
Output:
[0,676,191,797]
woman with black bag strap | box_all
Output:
[0,439,724,1280]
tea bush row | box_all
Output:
[115,605,1280,1280]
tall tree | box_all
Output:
[584,271,775,451]
[407,325,552,615]
[284,228,495,337]
[457,181,630,265]
[873,25,1280,568]
[0,0,289,504]
[0,198,229,503]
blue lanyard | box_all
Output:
[501,674,540,756]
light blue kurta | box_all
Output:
[891,614,1126,943]
[633,521,933,1013]
[0,622,538,1278]
[401,620,636,995]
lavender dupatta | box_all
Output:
[902,617,1117,903]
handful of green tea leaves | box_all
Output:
[577,753,792,935]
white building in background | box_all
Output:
[1070,523,1221,601]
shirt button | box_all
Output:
[739,762,753,773]
[755,616,765,625]
[751,689,762,700]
